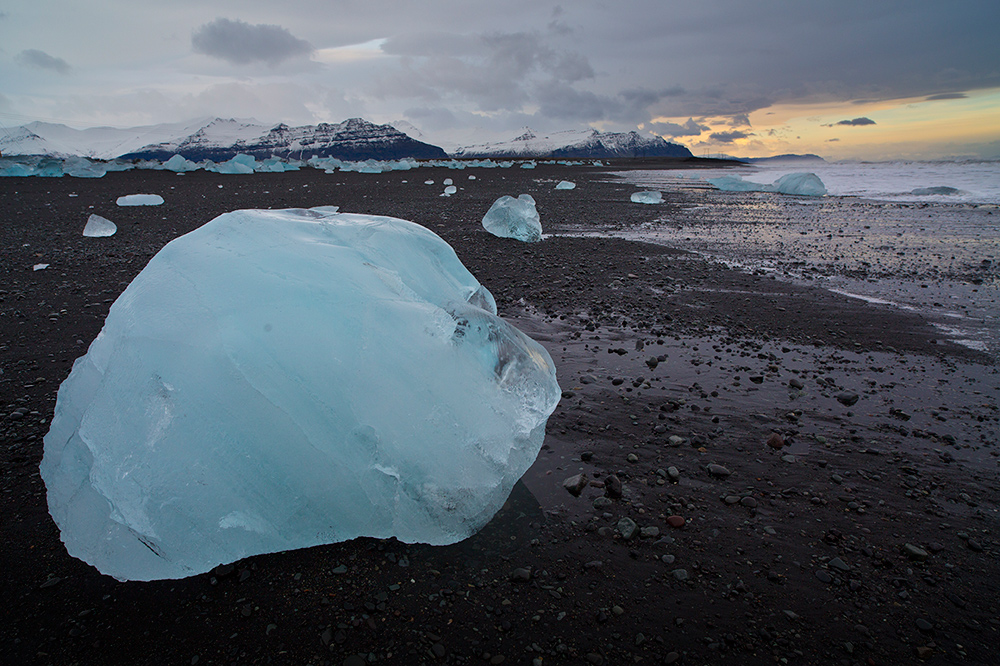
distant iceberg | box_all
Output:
[161,155,201,173]
[707,172,827,197]
[910,186,961,196]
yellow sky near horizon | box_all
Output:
[653,87,1000,160]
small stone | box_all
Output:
[749,375,764,384]
[584,560,604,571]
[967,539,984,552]
[740,496,758,509]
[903,543,929,562]
[661,554,675,565]
[510,567,532,582]
[915,646,933,659]
[789,378,804,389]
[724,495,740,505]
[668,435,685,447]
[332,564,348,575]
[617,518,638,540]
[580,451,594,461]
[707,463,731,478]
[766,433,785,449]
[585,653,604,665]
[626,453,639,463]
[664,651,680,664]
[604,474,623,498]
[829,557,850,571]
[640,526,660,538]
[667,466,680,481]
[781,454,796,463]
[672,569,688,581]
[666,515,686,528]
[815,570,833,583]
[836,392,859,406]
[915,618,934,632]
[593,496,613,510]
[563,473,589,497]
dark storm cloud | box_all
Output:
[192,18,312,66]
[926,92,968,101]
[834,117,876,126]
[16,49,70,74]
[710,130,750,143]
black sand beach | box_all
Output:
[2,163,998,665]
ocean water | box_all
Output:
[609,161,1000,358]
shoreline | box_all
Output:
[2,165,998,665]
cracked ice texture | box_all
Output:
[41,207,561,581]
[481,194,542,242]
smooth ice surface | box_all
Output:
[707,172,826,197]
[630,190,663,204]
[41,207,560,581]
[83,214,117,237]
[443,185,458,196]
[555,181,576,190]
[117,194,164,206]
[482,195,542,243]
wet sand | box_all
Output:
[1,164,998,665]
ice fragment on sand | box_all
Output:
[33,263,49,271]
[117,194,164,206]
[41,207,560,581]
[83,214,117,237]
[707,172,826,197]
[630,191,663,204]
[555,181,576,190]
[482,195,542,243]
[442,185,458,196]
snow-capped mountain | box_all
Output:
[452,127,692,159]
[0,117,447,161]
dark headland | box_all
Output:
[1,161,997,666]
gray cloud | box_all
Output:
[927,92,967,101]
[376,30,595,114]
[648,117,708,137]
[834,117,876,126]
[192,18,312,66]
[16,49,70,74]
[710,130,751,143]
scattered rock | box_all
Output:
[707,463,731,478]
[836,392,860,406]
[562,473,589,497]
[903,543,929,562]
[666,515,686,529]
[617,518,638,540]
[766,433,785,449]
[604,474,623,498]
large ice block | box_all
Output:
[41,207,561,581]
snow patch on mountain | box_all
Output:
[452,127,692,159]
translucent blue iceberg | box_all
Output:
[41,207,560,581]
[482,195,542,242]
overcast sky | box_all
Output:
[2,0,998,159]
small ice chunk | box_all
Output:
[425,180,435,185]
[443,185,458,196]
[443,178,453,185]
[41,207,560,581]
[83,214,117,237]
[213,154,257,175]
[482,195,542,243]
[555,181,576,190]
[468,175,476,180]
[33,263,49,271]
[630,191,663,204]
[117,194,164,206]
